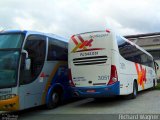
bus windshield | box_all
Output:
[0,33,24,49]
[0,33,24,88]
[0,51,20,88]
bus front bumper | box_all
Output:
[72,81,120,98]
[0,96,19,111]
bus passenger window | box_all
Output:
[47,37,67,61]
[20,35,46,84]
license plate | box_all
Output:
[86,90,95,93]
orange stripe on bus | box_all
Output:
[42,61,67,104]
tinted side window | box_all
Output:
[117,36,154,68]
[20,35,46,84]
[117,36,140,63]
[47,38,67,61]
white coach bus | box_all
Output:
[0,30,72,111]
[68,30,157,99]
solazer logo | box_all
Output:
[71,35,105,53]
[89,33,108,39]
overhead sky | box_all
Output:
[1,0,160,38]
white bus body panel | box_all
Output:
[69,31,112,87]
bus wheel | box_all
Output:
[47,91,61,109]
[152,80,155,90]
[132,82,138,99]
[126,81,138,99]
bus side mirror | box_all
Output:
[22,50,31,70]
[154,61,159,70]
[156,65,159,70]
[25,58,31,70]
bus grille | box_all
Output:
[73,56,108,66]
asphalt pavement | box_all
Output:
[1,89,160,120]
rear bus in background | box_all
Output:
[68,30,157,99]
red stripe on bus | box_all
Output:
[79,40,88,49]
[77,35,85,43]
[85,39,93,47]
[76,48,105,52]
[71,35,78,45]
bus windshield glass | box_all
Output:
[0,33,24,49]
[0,51,20,88]
[0,33,24,88]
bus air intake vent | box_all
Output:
[73,56,108,66]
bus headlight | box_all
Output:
[0,94,16,100]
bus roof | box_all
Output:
[0,30,27,34]
[73,30,111,36]
[0,30,68,42]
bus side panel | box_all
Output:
[18,61,70,110]
[112,36,134,95]
[118,55,136,95]
[144,66,156,89]
[118,54,156,95]
[41,61,72,104]
[46,63,72,103]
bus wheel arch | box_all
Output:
[152,79,156,90]
[132,80,138,98]
[126,80,138,99]
[46,84,64,109]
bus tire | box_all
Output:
[47,90,61,109]
[126,81,138,99]
[152,80,156,90]
[132,81,138,99]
